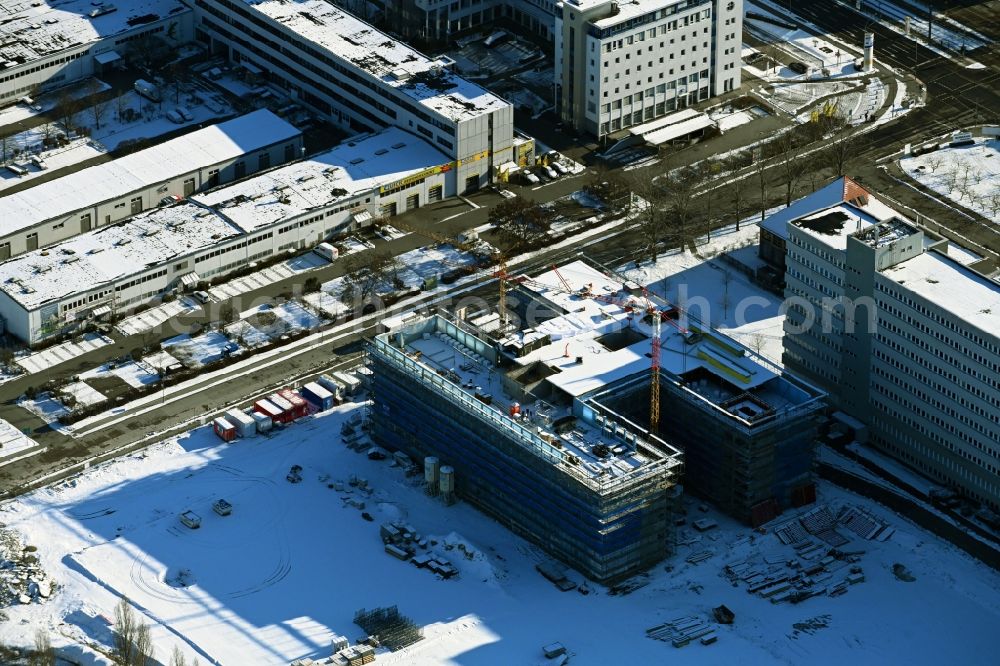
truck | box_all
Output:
[134,79,161,102]
[300,381,334,411]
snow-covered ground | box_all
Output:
[87,89,235,152]
[620,221,786,364]
[0,418,44,464]
[224,320,272,349]
[18,392,70,423]
[81,360,160,390]
[15,333,114,375]
[115,297,201,337]
[239,301,324,338]
[162,331,237,369]
[3,403,1000,664]
[209,252,327,301]
[899,139,1000,224]
[60,381,108,408]
[0,134,104,191]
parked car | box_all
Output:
[160,194,182,206]
[523,171,541,185]
[551,160,570,176]
[176,106,194,121]
[165,109,184,124]
[788,61,809,74]
[542,165,559,179]
[192,290,211,304]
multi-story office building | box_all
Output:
[554,0,742,137]
[0,110,302,260]
[367,260,825,583]
[385,0,558,42]
[193,0,518,192]
[763,178,1000,510]
[0,0,194,102]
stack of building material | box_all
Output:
[646,616,716,647]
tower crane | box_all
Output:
[495,264,692,434]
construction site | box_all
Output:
[366,260,827,582]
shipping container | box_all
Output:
[300,382,334,411]
[254,398,287,424]
[332,371,361,396]
[317,374,345,401]
[251,410,272,433]
[277,389,309,419]
[213,416,237,442]
[225,408,257,438]
[268,393,296,423]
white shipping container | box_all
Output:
[251,410,272,433]
[226,408,257,437]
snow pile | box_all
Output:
[899,139,1000,224]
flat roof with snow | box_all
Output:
[880,250,1000,335]
[500,261,820,424]
[0,110,300,238]
[194,127,449,233]
[241,0,508,123]
[0,203,240,310]
[761,176,898,245]
[0,0,189,65]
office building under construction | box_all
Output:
[366,261,825,581]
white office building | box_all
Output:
[0,110,302,260]
[554,0,742,137]
[0,0,194,102]
[0,126,455,345]
[193,0,519,192]
[762,178,1000,510]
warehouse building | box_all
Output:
[761,178,1000,511]
[193,0,519,191]
[366,260,825,581]
[0,126,454,345]
[0,110,302,260]
[554,0,743,137]
[0,0,194,102]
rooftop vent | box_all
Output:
[117,238,132,246]
[298,174,316,182]
[391,142,406,149]
[375,148,388,155]
[89,247,104,254]
[143,228,160,237]
[33,265,51,274]
[64,256,80,264]
[349,157,364,165]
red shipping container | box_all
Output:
[254,399,288,424]
[278,389,309,419]
[268,393,296,423]
[213,417,237,442]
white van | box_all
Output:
[315,242,339,262]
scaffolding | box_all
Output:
[365,319,684,584]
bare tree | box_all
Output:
[170,646,187,666]
[732,174,746,231]
[488,195,552,251]
[628,174,668,263]
[116,92,130,123]
[339,251,403,308]
[29,629,55,666]
[86,79,110,131]
[825,133,856,177]
[0,133,13,163]
[661,167,702,252]
[776,133,803,207]
[749,332,766,356]
[113,597,154,666]
[755,156,768,222]
[55,91,81,132]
